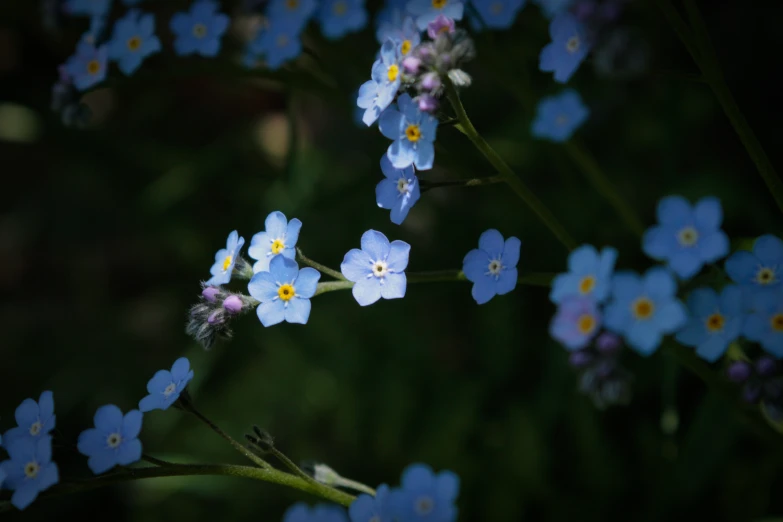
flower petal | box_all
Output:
[352,278,382,306]
[294,267,321,298]
[380,272,406,300]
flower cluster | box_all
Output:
[567,332,633,408]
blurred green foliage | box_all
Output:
[1,0,783,520]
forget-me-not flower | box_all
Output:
[108,10,162,75]
[64,0,111,17]
[407,0,464,30]
[77,405,143,474]
[379,93,438,170]
[207,230,245,286]
[675,286,744,362]
[604,268,687,356]
[744,289,783,357]
[138,357,194,412]
[550,244,616,305]
[642,195,729,279]
[248,255,320,326]
[539,13,591,83]
[170,0,230,57]
[471,0,526,29]
[376,155,420,225]
[248,19,304,70]
[318,0,368,39]
[376,15,420,56]
[3,391,56,448]
[267,0,318,32]
[462,229,521,305]
[248,211,302,273]
[341,230,410,306]
[350,484,393,522]
[725,235,783,292]
[64,41,109,91]
[283,502,349,522]
[531,89,589,142]
[388,463,460,522]
[358,39,402,126]
[550,295,601,350]
[0,437,59,510]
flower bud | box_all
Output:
[202,286,221,302]
[207,310,224,325]
[726,361,752,383]
[417,94,438,113]
[595,332,621,354]
[420,72,441,91]
[756,356,778,377]
[223,295,243,314]
[568,350,593,368]
[402,56,421,74]
[427,14,454,39]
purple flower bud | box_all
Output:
[427,14,455,39]
[568,350,593,368]
[223,295,243,314]
[743,383,762,404]
[402,56,421,74]
[595,332,622,354]
[202,286,220,302]
[421,72,441,91]
[417,94,438,113]
[207,310,223,325]
[726,361,752,383]
[756,356,778,377]
[573,0,597,21]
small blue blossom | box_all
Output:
[675,286,744,362]
[531,89,589,142]
[388,463,459,522]
[207,230,246,286]
[725,235,783,292]
[341,230,410,306]
[108,10,162,75]
[170,0,230,57]
[407,0,464,30]
[744,289,783,358]
[283,502,349,522]
[539,13,591,83]
[376,14,421,56]
[248,19,304,70]
[358,39,402,126]
[267,0,318,32]
[248,255,320,326]
[532,0,573,18]
[63,41,109,91]
[350,484,393,522]
[604,268,687,356]
[64,0,111,17]
[318,0,368,39]
[77,405,143,475]
[379,93,438,170]
[0,437,59,510]
[550,295,601,350]
[550,244,617,304]
[248,211,302,273]
[376,155,420,225]
[462,229,521,305]
[3,391,56,448]
[642,195,730,279]
[83,14,108,43]
[470,0,526,29]
[376,0,411,34]
[138,357,194,412]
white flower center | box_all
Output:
[677,226,699,247]
[29,420,43,436]
[163,382,178,397]
[487,258,503,276]
[24,461,40,478]
[371,260,388,278]
[397,178,410,194]
[415,496,434,515]
[107,432,123,449]
[566,35,580,54]
[555,114,568,126]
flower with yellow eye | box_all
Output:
[267,0,318,32]
[138,357,194,412]
[207,230,246,286]
[550,295,602,350]
[0,436,59,510]
[2,391,56,448]
[675,286,744,362]
[376,155,420,225]
[318,0,368,40]
[531,89,590,143]
[744,288,783,358]
[108,9,161,76]
[462,229,521,305]
[341,230,410,306]
[170,0,230,57]
[77,405,143,475]
[63,41,108,91]
[539,13,591,83]
[550,244,617,305]
[376,13,421,56]
[379,93,439,170]
[357,39,402,126]
[248,211,302,273]
[407,0,465,31]
[726,234,783,294]
[248,256,320,326]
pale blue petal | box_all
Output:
[116,439,142,465]
[471,280,496,305]
[88,450,118,474]
[265,211,288,239]
[387,139,416,169]
[380,273,406,299]
[669,251,702,279]
[386,240,411,272]
[627,321,661,356]
[502,237,521,268]
[361,230,391,261]
[644,268,677,299]
[341,248,373,282]
[413,140,434,170]
[675,321,705,347]
[567,244,597,273]
[248,272,280,301]
[656,195,692,226]
[270,255,299,283]
[655,300,687,332]
[435,471,460,502]
[379,109,403,140]
[285,298,311,324]
[693,196,722,230]
[699,231,729,263]
[496,268,518,295]
[11,484,39,510]
[687,287,718,316]
[257,300,286,327]
[171,357,191,381]
[94,404,122,432]
[286,218,303,246]
[696,335,729,362]
[352,278,382,306]
[295,267,321,298]
[478,229,504,255]
[755,235,783,265]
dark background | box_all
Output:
[1,0,783,520]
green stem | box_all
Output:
[0,463,356,513]
[297,248,346,281]
[443,78,577,251]
[419,175,504,192]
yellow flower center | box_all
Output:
[107,433,122,448]
[706,313,724,332]
[333,0,347,15]
[678,226,699,247]
[127,35,142,51]
[29,421,42,436]
[577,314,596,335]
[271,239,285,255]
[286,0,299,9]
[756,267,776,285]
[772,313,783,332]
[431,0,446,9]
[566,36,580,53]
[415,496,434,515]
[222,255,233,271]
[578,275,595,294]
[278,283,295,301]
[86,59,101,75]
[632,297,655,320]
[24,461,40,479]
[401,40,412,55]
[405,124,421,142]
[192,23,207,38]
[387,64,399,82]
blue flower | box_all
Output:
[63,41,109,91]
[0,466,5,489]
[248,19,304,70]
[532,0,573,18]
[248,211,302,273]
[531,89,589,142]
[388,463,459,522]
[170,0,230,57]
[642,195,730,279]
[550,295,602,350]
[550,244,616,304]
[462,229,521,305]
[725,235,783,292]
[350,484,393,522]
[341,230,410,306]
[267,0,318,32]
[2,391,56,448]
[604,268,687,355]
[379,93,438,170]
[248,255,320,326]
[539,13,591,83]
[77,405,143,474]
[0,436,59,510]
[675,286,744,362]
[318,0,368,39]
[138,357,194,412]
[376,155,420,225]
[108,10,161,75]
[376,14,421,56]
[407,0,464,30]
[358,39,402,126]
[207,230,246,286]
[283,502,349,522]
[64,0,111,17]
[744,289,783,357]
[470,0,526,29]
